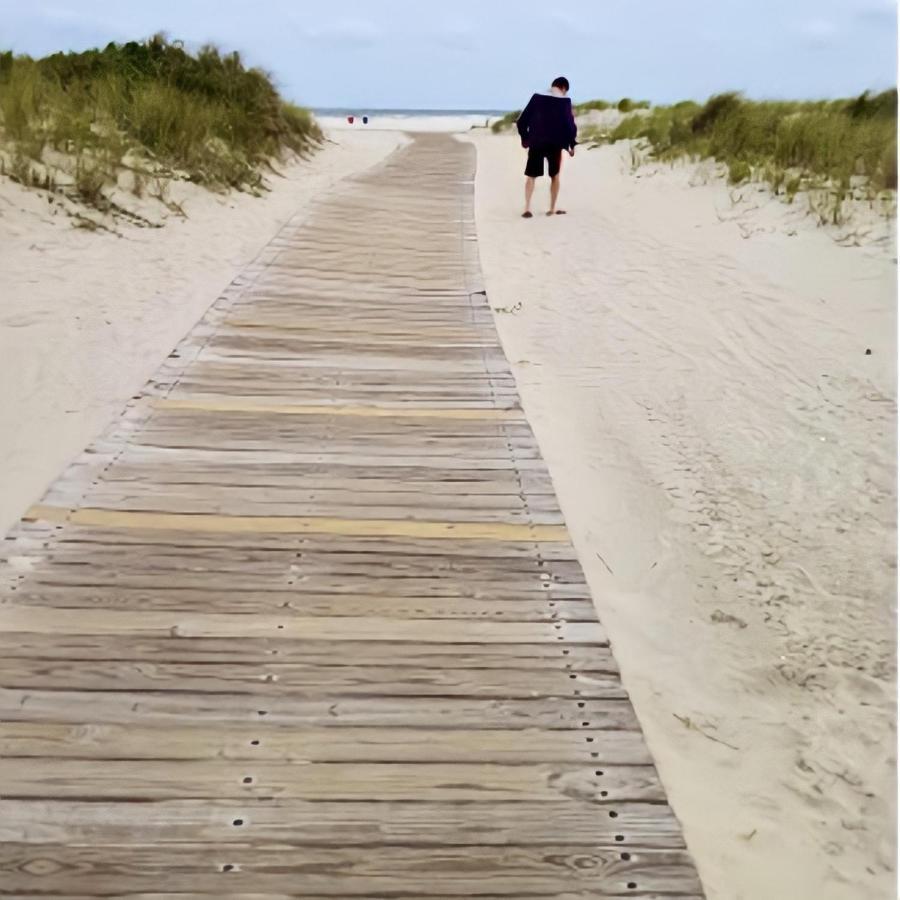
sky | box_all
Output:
[1,0,896,109]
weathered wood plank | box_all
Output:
[38,494,566,525]
[0,722,648,763]
[73,479,563,509]
[0,690,638,730]
[106,446,555,472]
[0,635,605,668]
[153,398,526,420]
[0,759,664,802]
[0,843,703,895]
[0,659,625,698]
[5,590,596,620]
[58,489,564,522]
[0,798,681,846]
[15,895,705,900]
[87,464,558,493]
[0,605,606,643]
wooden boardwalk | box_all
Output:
[0,134,703,897]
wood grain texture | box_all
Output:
[0,722,648,763]
[0,798,682,846]
[0,133,703,896]
[0,843,704,895]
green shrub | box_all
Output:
[617,97,649,112]
[0,35,321,199]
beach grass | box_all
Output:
[573,99,613,114]
[584,90,897,202]
[491,109,521,133]
[615,97,650,112]
[0,35,321,206]
[493,97,650,130]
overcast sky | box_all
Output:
[2,0,896,108]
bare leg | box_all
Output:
[523,177,536,216]
[548,174,560,214]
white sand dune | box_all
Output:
[468,130,896,900]
[0,130,404,536]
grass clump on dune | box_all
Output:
[491,109,521,133]
[591,90,897,211]
[0,35,321,210]
[572,98,650,115]
[573,99,612,115]
[615,97,650,112]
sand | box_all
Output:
[0,129,404,536]
[468,130,896,900]
[0,118,895,899]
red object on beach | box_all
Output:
[347,115,355,124]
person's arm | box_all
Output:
[516,95,537,147]
[567,98,577,153]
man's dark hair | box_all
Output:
[552,76,570,92]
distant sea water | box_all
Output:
[313,107,508,132]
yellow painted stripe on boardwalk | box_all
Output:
[25,505,569,542]
[153,398,525,421]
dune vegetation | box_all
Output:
[574,97,650,114]
[495,90,896,219]
[0,35,321,215]
[492,96,649,132]
[490,109,521,134]
[586,91,897,197]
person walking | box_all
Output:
[516,76,577,218]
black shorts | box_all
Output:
[525,146,563,178]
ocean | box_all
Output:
[313,108,507,132]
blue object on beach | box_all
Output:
[362,116,369,124]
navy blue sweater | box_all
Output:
[516,93,577,150]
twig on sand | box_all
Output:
[740,829,758,841]
[595,551,614,575]
[673,713,739,751]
